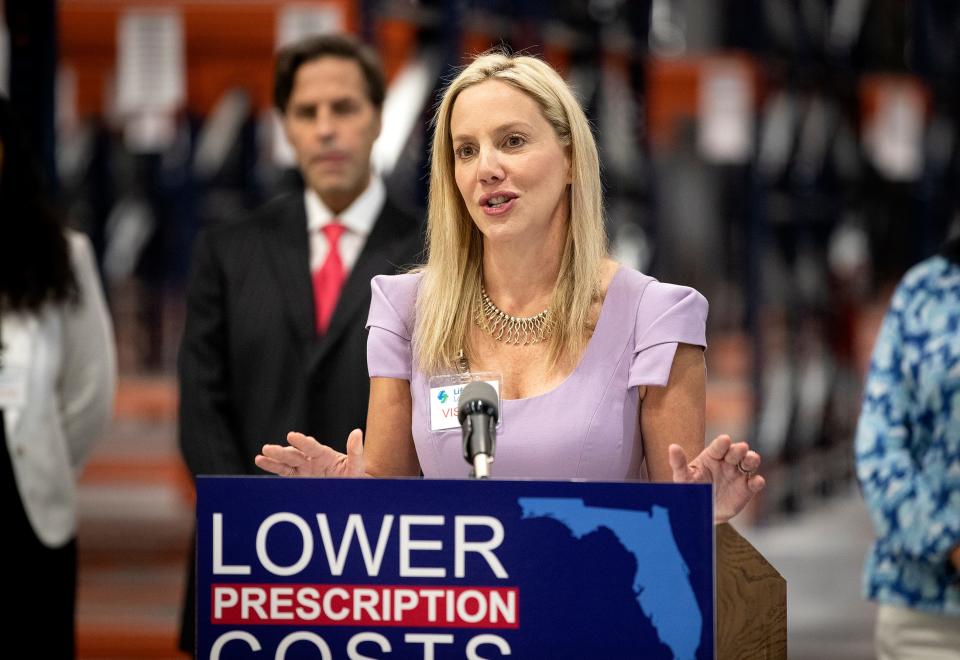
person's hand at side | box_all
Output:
[951,543,960,572]
[255,429,365,477]
[669,434,765,524]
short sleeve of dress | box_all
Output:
[628,280,708,388]
[366,272,421,380]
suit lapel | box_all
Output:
[308,200,418,371]
[262,195,315,344]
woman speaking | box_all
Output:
[256,52,764,523]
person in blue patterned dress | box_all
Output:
[855,236,960,659]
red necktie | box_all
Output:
[312,222,346,334]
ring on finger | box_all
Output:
[736,461,755,476]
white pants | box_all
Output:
[875,604,960,660]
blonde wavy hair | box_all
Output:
[414,52,607,375]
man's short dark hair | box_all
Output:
[274,33,386,112]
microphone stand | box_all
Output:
[462,412,495,479]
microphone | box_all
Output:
[458,381,499,479]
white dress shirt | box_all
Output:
[304,176,386,273]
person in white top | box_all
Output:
[0,95,116,656]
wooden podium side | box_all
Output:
[716,523,787,659]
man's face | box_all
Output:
[282,56,381,214]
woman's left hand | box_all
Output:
[668,434,765,524]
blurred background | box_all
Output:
[4,0,959,657]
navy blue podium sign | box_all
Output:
[196,477,713,659]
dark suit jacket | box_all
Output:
[178,190,421,477]
[177,190,420,653]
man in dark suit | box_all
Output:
[177,34,420,652]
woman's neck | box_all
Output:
[481,227,564,317]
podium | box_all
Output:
[715,524,787,659]
[195,477,785,659]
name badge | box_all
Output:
[428,372,502,432]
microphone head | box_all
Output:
[457,381,499,424]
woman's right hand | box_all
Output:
[255,429,365,477]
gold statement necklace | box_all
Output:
[476,285,552,345]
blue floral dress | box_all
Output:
[855,254,960,615]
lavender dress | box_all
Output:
[366,266,707,480]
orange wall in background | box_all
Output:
[59,0,360,117]
[646,53,762,150]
